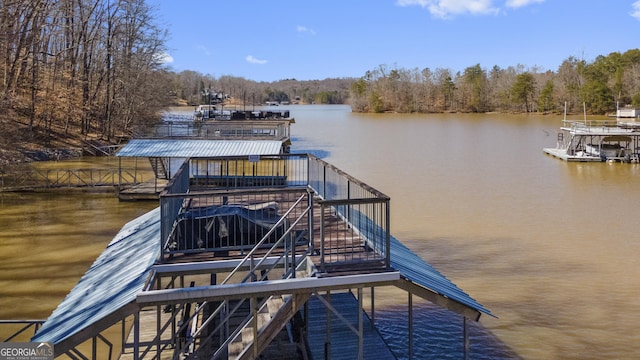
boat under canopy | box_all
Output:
[169,202,300,253]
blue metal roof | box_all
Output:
[32,208,161,345]
[389,235,493,317]
[346,208,491,317]
[115,139,283,158]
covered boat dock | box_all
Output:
[544,119,640,163]
[115,139,289,200]
[30,152,492,359]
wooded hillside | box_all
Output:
[0,0,174,150]
[0,0,352,165]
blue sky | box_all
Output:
[151,0,640,82]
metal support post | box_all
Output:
[358,288,364,360]
[408,292,413,360]
[325,291,331,359]
[464,317,470,360]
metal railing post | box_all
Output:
[385,199,391,269]
[308,189,314,255]
[320,203,325,271]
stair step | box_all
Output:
[227,341,243,358]
[266,296,284,316]
[217,296,301,359]
[148,157,169,179]
[241,327,254,348]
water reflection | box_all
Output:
[376,303,522,360]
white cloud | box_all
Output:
[297,25,317,35]
[397,0,545,17]
[246,55,268,65]
[632,1,640,20]
[505,0,544,8]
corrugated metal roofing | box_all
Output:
[115,139,282,158]
[389,235,493,317]
[32,207,161,345]
[348,208,491,317]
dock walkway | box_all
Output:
[0,168,142,192]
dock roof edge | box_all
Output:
[115,139,283,158]
[31,207,162,350]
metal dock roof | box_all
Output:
[32,207,161,347]
[390,235,493,317]
[115,139,283,158]
[351,209,491,317]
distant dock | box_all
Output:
[544,108,640,163]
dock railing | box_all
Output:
[132,120,290,141]
[562,119,632,132]
[159,153,391,269]
[0,168,142,192]
[308,155,391,269]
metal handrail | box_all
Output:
[164,193,311,358]
[220,192,308,285]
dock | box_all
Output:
[19,116,492,359]
[544,116,640,163]
[543,147,604,162]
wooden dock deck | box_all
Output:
[118,179,169,200]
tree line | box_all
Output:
[168,72,352,108]
[349,49,640,115]
[3,0,639,150]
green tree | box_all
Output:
[581,80,614,114]
[511,72,536,112]
[441,76,456,111]
[349,78,369,111]
[538,80,555,112]
[351,78,367,96]
[369,90,384,113]
[461,64,488,112]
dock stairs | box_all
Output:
[149,157,169,179]
[226,293,310,360]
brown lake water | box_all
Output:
[290,105,640,359]
[1,105,639,359]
